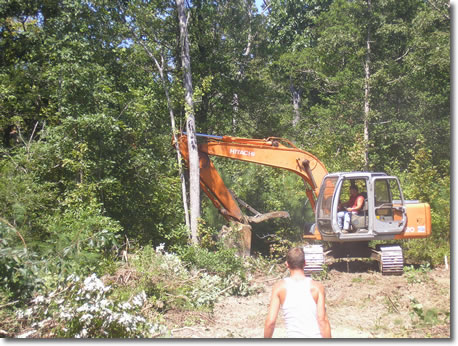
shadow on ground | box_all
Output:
[327,259,380,273]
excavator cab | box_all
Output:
[315,172,408,241]
[309,171,431,274]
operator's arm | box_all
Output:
[313,281,332,338]
[264,282,282,338]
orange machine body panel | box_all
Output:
[303,228,322,240]
[394,202,432,239]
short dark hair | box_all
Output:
[286,247,305,270]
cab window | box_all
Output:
[374,178,402,218]
[338,179,368,205]
[317,177,337,218]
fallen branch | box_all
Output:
[217,284,236,296]
[247,211,290,223]
[256,233,276,240]
[385,294,399,313]
[0,300,19,309]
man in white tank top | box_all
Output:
[264,247,331,338]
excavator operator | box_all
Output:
[337,184,365,233]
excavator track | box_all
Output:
[374,245,404,275]
[303,244,325,275]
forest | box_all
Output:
[0,0,450,338]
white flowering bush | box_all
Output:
[17,273,167,338]
[189,273,222,308]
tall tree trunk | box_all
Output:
[363,0,372,170]
[157,57,191,231]
[232,93,239,132]
[290,82,301,127]
[233,0,254,132]
[177,0,200,244]
[242,0,253,57]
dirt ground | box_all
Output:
[165,259,451,339]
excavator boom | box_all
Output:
[175,133,328,223]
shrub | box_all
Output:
[394,142,450,266]
[128,244,254,311]
[128,244,191,309]
[175,245,246,278]
[404,263,431,284]
[41,186,122,278]
[16,273,167,338]
[0,221,43,300]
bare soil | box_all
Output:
[165,259,451,339]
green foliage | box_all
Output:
[0,221,43,299]
[266,231,294,260]
[403,263,431,284]
[402,238,448,269]
[128,244,191,310]
[176,245,246,279]
[0,139,122,297]
[396,140,450,266]
[174,245,254,298]
[267,0,332,50]
[312,264,329,281]
[0,148,59,240]
[44,195,122,277]
[408,296,449,327]
[197,218,219,251]
[128,244,252,311]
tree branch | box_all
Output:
[425,0,450,20]
[0,217,27,248]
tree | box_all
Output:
[177,0,200,243]
[265,0,332,128]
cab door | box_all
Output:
[372,177,407,235]
[315,176,339,237]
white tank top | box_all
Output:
[281,277,322,338]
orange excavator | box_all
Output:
[175,133,431,275]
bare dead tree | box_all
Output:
[177,0,200,243]
[363,0,372,170]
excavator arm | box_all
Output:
[175,133,328,224]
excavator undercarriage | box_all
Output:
[303,242,405,276]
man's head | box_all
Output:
[286,247,305,270]
[349,185,358,196]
